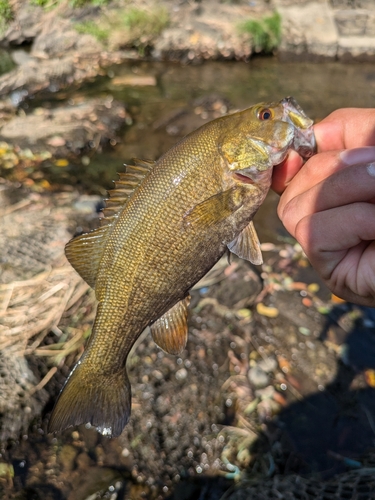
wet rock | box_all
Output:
[0,97,127,158]
[248,366,270,389]
[0,57,75,102]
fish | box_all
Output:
[48,96,316,437]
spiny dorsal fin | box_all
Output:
[65,225,110,289]
[100,159,155,226]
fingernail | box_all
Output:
[367,162,375,177]
[340,146,375,166]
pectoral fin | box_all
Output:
[150,296,191,355]
[227,221,263,265]
[184,186,244,229]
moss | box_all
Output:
[238,11,281,54]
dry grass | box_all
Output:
[0,262,90,356]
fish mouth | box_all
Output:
[281,97,317,159]
[293,125,316,159]
[233,172,255,184]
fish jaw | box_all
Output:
[279,96,316,159]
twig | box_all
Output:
[29,367,58,395]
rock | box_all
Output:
[0,349,48,441]
[226,468,375,500]
[0,97,127,158]
[248,366,270,389]
[338,35,375,61]
[1,0,44,46]
[152,1,269,61]
[31,16,101,58]
[59,445,77,472]
[0,57,76,102]
[275,0,375,62]
[275,1,338,61]
[334,9,368,36]
[258,356,278,373]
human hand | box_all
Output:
[272,108,375,307]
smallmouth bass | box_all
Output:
[49,97,316,437]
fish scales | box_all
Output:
[49,97,316,437]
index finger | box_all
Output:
[314,108,375,152]
[272,107,375,195]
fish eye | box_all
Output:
[258,108,273,120]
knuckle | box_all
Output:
[279,198,298,236]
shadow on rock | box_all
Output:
[259,303,375,479]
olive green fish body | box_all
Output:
[49,97,316,437]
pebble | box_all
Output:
[258,356,277,373]
[59,444,77,472]
[248,365,269,389]
[176,368,188,381]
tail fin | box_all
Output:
[48,361,131,438]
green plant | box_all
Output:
[121,5,169,50]
[122,6,168,34]
[238,11,281,53]
[74,5,169,54]
[0,0,13,23]
[75,20,109,42]
[70,0,111,7]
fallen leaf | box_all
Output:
[331,294,346,304]
[273,391,287,406]
[302,297,312,307]
[307,283,320,293]
[298,326,311,336]
[256,303,279,318]
[54,159,69,167]
[365,369,375,388]
[277,355,291,374]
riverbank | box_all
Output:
[1,0,375,63]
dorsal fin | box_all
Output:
[100,159,155,226]
[65,225,110,289]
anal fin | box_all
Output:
[227,220,263,265]
[150,296,191,355]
